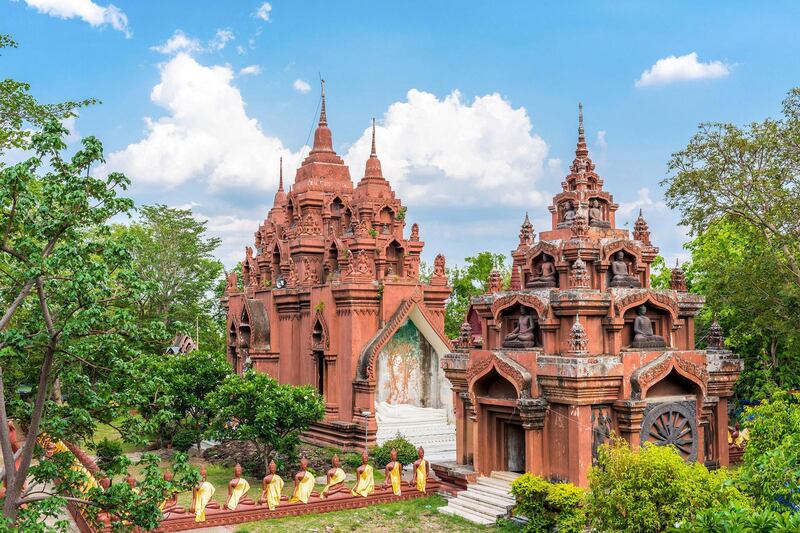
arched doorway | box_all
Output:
[639,368,701,461]
[473,369,525,473]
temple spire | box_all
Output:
[319,78,327,126]
[278,156,284,191]
[576,102,588,158]
[362,118,384,180]
[370,117,377,157]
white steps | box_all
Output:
[375,402,456,462]
[438,471,521,525]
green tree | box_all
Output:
[0,36,197,528]
[207,371,325,474]
[119,204,224,354]
[128,351,231,450]
[663,88,800,397]
[444,252,508,338]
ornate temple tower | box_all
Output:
[223,83,453,453]
[441,105,743,486]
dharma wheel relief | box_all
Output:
[440,103,742,487]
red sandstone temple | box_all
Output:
[440,105,743,487]
[223,83,455,457]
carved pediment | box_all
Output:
[631,351,708,400]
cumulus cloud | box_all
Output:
[254,2,272,21]
[596,130,607,150]
[104,53,303,191]
[344,89,550,207]
[617,187,668,219]
[293,79,311,94]
[201,213,263,265]
[635,52,730,88]
[150,30,202,55]
[24,0,130,37]
[239,65,262,76]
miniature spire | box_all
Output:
[707,314,725,350]
[633,209,651,245]
[278,157,284,191]
[272,156,287,207]
[519,211,534,246]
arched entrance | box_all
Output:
[473,369,525,473]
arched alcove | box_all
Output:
[474,369,518,400]
[384,240,404,277]
[500,303,542,349]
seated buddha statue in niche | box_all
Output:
[588,199,608,226]
[609,251,641,288]
[526,255,557,288]
[562,200,576,223]
[630,305,666,349]
[502,306,538,349]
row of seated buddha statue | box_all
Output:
[155,447,431,523]
[500,304,665,350]
[561,199,610,228]
[526,251,641,289]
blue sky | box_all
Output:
[4,1,800,269]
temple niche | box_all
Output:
[223,84,453,458]
[440,103,743,487]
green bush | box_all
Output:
[93,437,129,476]
[172,428,200,452]
[511,473,586,533]
[370,434,417,467]
[737,391,800,510]
[671,504,800,532]
[343,452,363,469]
[587,437,749,533]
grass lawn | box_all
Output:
[231,494,508,532]
[92,422,147,454]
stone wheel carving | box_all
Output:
[641,402,697,461]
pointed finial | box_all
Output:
[370,117,377,157]
[319,78,327,126]
[638,208,643,217]
[575,102,588,157]
[675,258,680,268]
[278,156,284,191]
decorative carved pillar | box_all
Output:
[518,398,548,476]
[324,355,339,416]
[613,399,647,448]
[442,351,470,465]
[701,396,719,468]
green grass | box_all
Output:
[232,494,507,532]
[92,422,147,454]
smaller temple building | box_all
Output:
[441,105,743,486]
[223,83,456,458]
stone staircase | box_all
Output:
[438,471,520,525]
[375,402,456,462]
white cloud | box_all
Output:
[151,30,202,55]
[617,187,668,219]
[208,28,234,51]
[344,89,550,207]
[239,65,262,76]
[635,52,730,88]
[293,79,311,94]
[254,2,272,21]
[596,130,607,149]
[236,45,246,55]
[24,0,130,37]
[104,53,303,192]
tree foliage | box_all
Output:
[116,204,224,354]
[206,371,325,474]
[587,438,748,533]
[443,251,508,338]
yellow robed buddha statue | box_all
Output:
[383,448,403,496]
[258,460,284,511]
[411,446,429,493]
[351,451,375,498]
[320,455,347,499]
[191,466,217,522]
[225,463,254,510]
[288,456,317,504]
